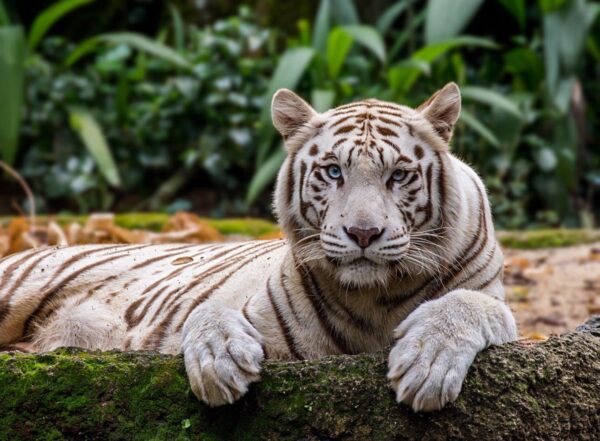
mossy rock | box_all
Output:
[1,320,599,440]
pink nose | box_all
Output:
[344,226,383,248]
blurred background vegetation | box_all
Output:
[0,0,599,229]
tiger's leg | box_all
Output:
[0,342,34,353]
[387,289,517,412]
[29,298,126,352]
[181,300,265,407]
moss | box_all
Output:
[497,228,600,249]
[0,213,280,238]
[2,327,599,440]
[203,217,280,237]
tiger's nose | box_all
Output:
[344,226,384,248]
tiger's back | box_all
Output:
[0,240,286,353]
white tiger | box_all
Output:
[0,83,517,412]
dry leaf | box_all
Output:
[520,332,549,342]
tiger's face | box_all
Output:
[272,83,461,288]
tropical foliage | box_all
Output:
[1,0,599,229]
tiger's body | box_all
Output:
[0,83,517,412]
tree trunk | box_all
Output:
[1,318,599,440]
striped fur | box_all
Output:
[0,83,517,412]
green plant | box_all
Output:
[19,7,277,213]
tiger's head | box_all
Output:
[272,83,461,289]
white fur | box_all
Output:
[182,302,264,406]
[387,290,517,411]
[0,84,518,413]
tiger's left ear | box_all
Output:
[417,82,461,142]
[272,89,317,140]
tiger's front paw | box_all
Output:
[386,302,482,412]
[182,304,264,407]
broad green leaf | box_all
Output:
[311,89,336,112]
[425,0,484,44]
[461,86,524,120]
[28,0,93,50]
[538,0,568,14]
[331,0,359,25]
[260,47,315,127]
[388,59,430,93]
[340,25,386,63]
[99,33,191,69]
[327,27,353,78]
[0,26,25,165]
[542,0,593,91]
[68,107,121,187]
[0,1,10,26]
[412,36,498,62]
[504,48,544,90]
[498,0,526,29]
[65,36,99,66]
[459,109,500,147]
[258,47,315,164]
[168,3,185,53]
[377,0,411,34]
[388,37,495,94]
[389,9,426,59]
[313,0,331,53]
[246,148,286,205]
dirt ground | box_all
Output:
[504,242,600,339]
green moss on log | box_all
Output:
[1,323,599,440]
[497,228,600,249]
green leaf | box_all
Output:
[538,0,568,14]
[0,26,25,165]
[312,0,331,53]
[459,109,500,147]
[388,37,495,95]
[461,86,524,120]
[68,107,121,187]
[0,1,10,26]
[258,47,315,165]
[28,0,94,51]
[246,148,286,205]
[330,0,359,25]
[98,32,191,69]
[425,0,485,44]
[412,36,498,62]
[340,25,386,63]
[498,0,526,29]
[168,3,185,53]
[377,0,411,34]
[311,89,336,112]
[65,36,100,66]
[327,27,353,78]
[260,47,315,128]
[388,59,430,94]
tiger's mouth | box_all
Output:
[326,256,378,267]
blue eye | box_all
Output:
[391,170,406,181]
[327,165,342,179]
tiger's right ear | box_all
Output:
[271,89,317,140]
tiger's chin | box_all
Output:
[334,259,394,289]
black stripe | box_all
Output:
[267,277,303,360]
